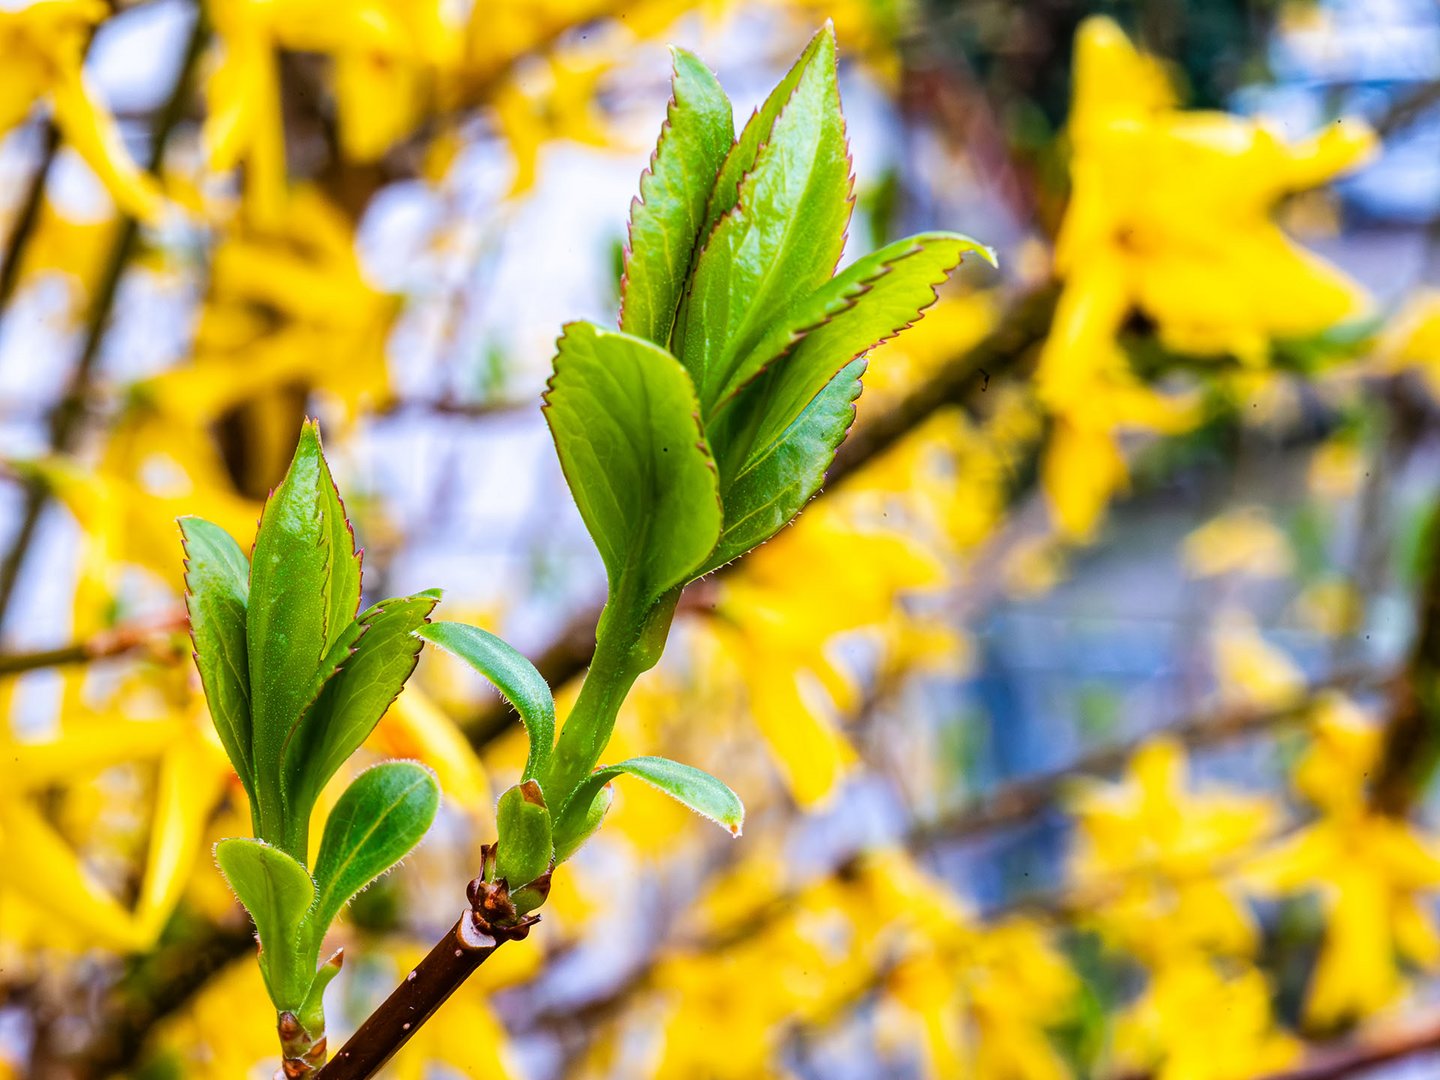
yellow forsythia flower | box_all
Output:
[1036,16,1374,540]
[0,0,162,221]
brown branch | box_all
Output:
[0,121,61,310]
[1371,490,1440,814]
[1248,1015,1440,1080]
[0,613,187,676]
[315,864,537,1080]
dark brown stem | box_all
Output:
[1371,494,1440,814]
[317,865,536,1080]
[317,920,499,1080]
[0,121,60,310]
[1242,1015,1440,1080]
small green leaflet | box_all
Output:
[281,594,439,849]
[179,516,254,804]
[494,781,553,891]
[552,784,613,864]
[699,359,865,574]
[543,321,722,605]
[417,621,555,793]
[620,48,734,349]
[733,232,993,460]
[247,422,346,844]
[556,756,743,853]
[215,838,316,1009]
[308,762,439,947]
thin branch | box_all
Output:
[315,866,536,1080]
[1243,1015,1440,1080]
[0,121,61,309]
[0,613,186,676]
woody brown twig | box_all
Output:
[315,848,542,1080]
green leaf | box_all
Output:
[282,594,439,847]
[721,232,991,455]
[676,24,853,417]
[620,48,734,349]
[247,422,349,844]
[699,358,865,574]
[701,24,832,232]
[494,781,552,891]
[557,756,743,855]
[552,784,613,864]
[179,516,254,803]
[215,838,316,1009]
[417,622,555,792]
[543,321,722,604]
[314,434,362,654]
[297,949,343,1036]
[308,762,439,945]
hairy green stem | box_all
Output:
[545,585,681,801]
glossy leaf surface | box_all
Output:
[620,48,733,348]
[544,321,721,604]
[677,24,852,417]
[418,621,556,791]
[179,515,254,798]
[215,838,316,1008]
[700,359,865,573]
[309,762,439,942]
[247,422,346,841]
[734,232,992,460]
[282,594,439,840]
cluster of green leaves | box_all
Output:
[420,26,991,916]
[181,422,440,1021]
[180,28,987,1048]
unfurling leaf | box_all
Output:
[721,232,994,458]
[621,48,734,349]
[309,762,439,944]
[282,594,439,852]
[700,359,866,574]
[556,756,743,857]
[494,781,553,894]
[215,838,316,1009]
[247,421,360,847]
[552,784,613,865]
[676,24,852,418]
[418,622,556,793]
[179,516,254,803]
[543,321,722,606]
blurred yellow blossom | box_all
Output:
[1183,506,1294,579]
[1250,697,1440,1025]
[1036,15,1373,539]
[0,0,162,221]
[1067,738,1276,963]
[1113,956,1300,1080]
[1211,609,1305,711]
[712,504,945,805]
